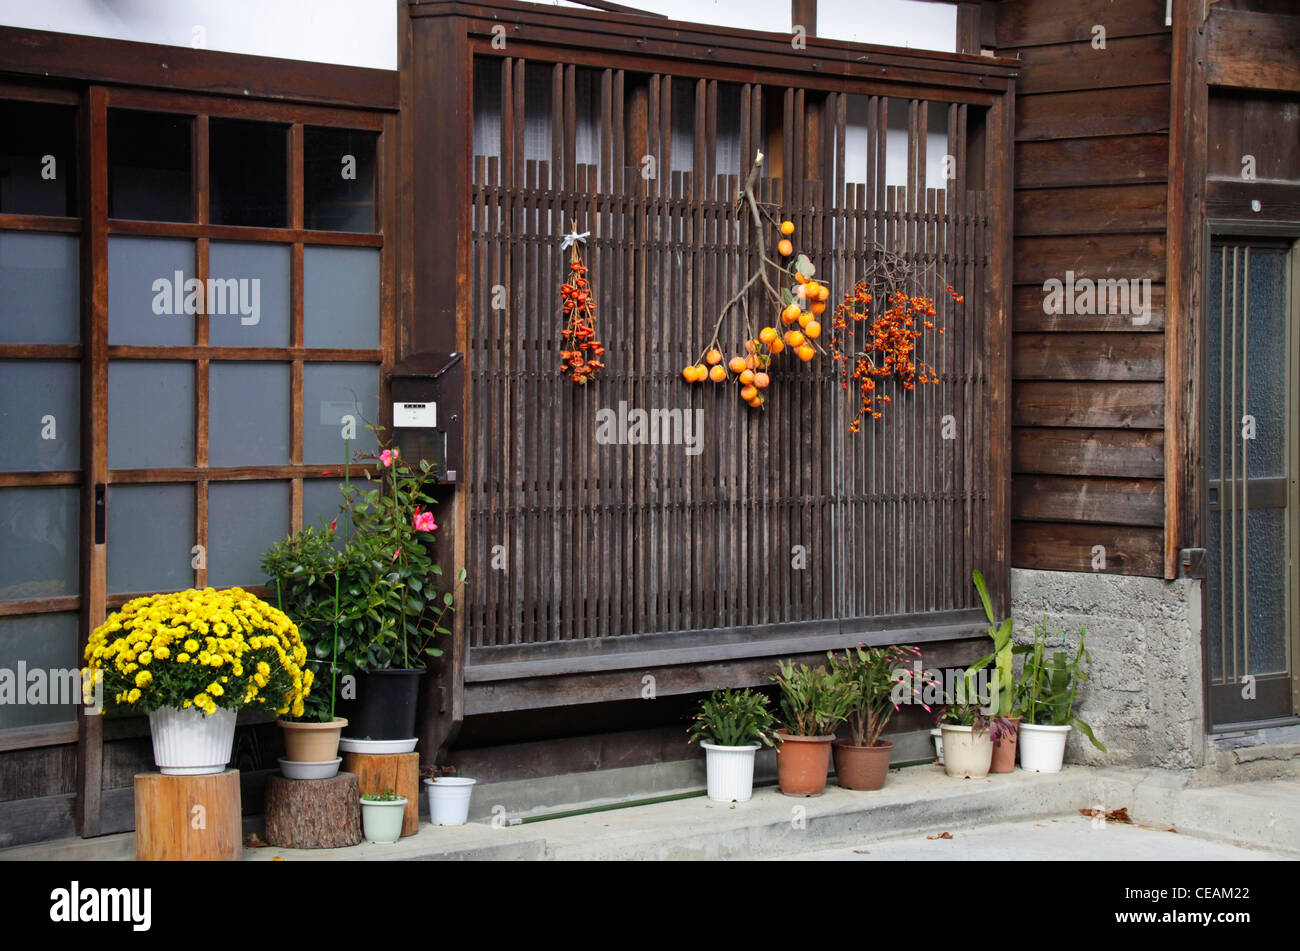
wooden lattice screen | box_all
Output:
[467,58,991,650]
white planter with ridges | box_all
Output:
[426,777,476,825]
[360,797,408,844]
[148,705,237,776]
[700,741,760,803]
[930,728,944,765]
[1018,723,1072,773]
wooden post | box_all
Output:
[342,752,420,836]
[263,773,362,849]
[133,770,242,861]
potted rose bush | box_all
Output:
[264,439,466,752]
[84,587,311,775]
[687,688,778,803]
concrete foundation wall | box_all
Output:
[1011,568,1205,769]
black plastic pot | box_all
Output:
[338,669,425,740]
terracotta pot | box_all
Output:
[279,717,348,763]
[776,729,834,796]
[989,716,1021,773]
[833,739,893,791]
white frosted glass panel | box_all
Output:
[208,242,291,347]
[303,246,380,349]
[208,481,289,587]
[209,363,290,467]
[108,236,196,346]
[1244,249,1287,478]
[0,360,80,472]
[108,362,194,470]
[1245,507,1287,675]
[0,232,80,345]
[302,364,380,465]
[107,484,194,595]
[302,478,357,543]
[0,613,79,729]
[0,487,78,599]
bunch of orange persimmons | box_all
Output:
[681,218,828,409]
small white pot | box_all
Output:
[277,757,342,780]
[339,737,418,754]
[930,727,944,765]
[940,724,992,779]
[1018,723,1072,773]
[148,705,237,776]
[360,797,408,844]
[700,741,760,803]
[425,777,476,825]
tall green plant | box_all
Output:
[965,569,1015,717]
[1017,619,1106,751]
[770,660,856,737]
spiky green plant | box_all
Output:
[965,569,1016,717]
[687,688,778,748]
[1016,618,1106,751]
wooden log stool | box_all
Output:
[342,751,420,837]
[134,769,242,861]
[263,772,362,849]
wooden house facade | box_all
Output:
[0,0,1296,844]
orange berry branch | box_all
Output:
[827,245,964,433]
[558,220,605,385]
[681,152,829,410]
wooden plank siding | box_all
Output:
[996,0,1172,576]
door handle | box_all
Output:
[94,483,106,545]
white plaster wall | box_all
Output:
[0,0,398,70]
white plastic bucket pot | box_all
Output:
[425,777,477,825]
[360,797,408,844]
[148,705,237,776]
[1018,723,1072,773]
[700,741,760,803]
[940,724,992,779]
[930,728,944,765]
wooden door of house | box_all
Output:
[1,77,395,839]
[1204,236,1300,727]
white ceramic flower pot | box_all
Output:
[425,777,477,825]
[930,727,944,765]
[148,705,237,776]
[700,741,760,803]
[360,797,408,844]
[940,724,992,779]
[1018,723,1072,773]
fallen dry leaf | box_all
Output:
[1079,807,1133,824]
[245,833,269,848]
[853,849,871,854]
[926,832,953,840]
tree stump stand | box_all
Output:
[134,769,242,861]
[263,772,361,849]
[341,752,420,836]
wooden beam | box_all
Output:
[1165,0,1209,579]
[0,25,397,111]
[1206,10,1300,94]
[1012,522,1165,576]
[792,0,817,38]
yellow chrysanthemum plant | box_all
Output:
[84,587,312,719]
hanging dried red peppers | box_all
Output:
[558,221,605,384]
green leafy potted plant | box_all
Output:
[264,438,466,750]
[687,688,778,803]
[827,645,924,790]
[770,660,855,796]
[1016,619,1106,772]
[935,681,996,779]
[262,522,353,776]
[359,787,408,844]
[966,569,1020,773]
